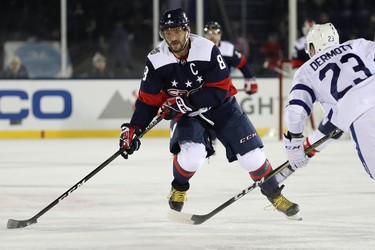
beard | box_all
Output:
[168,34,189,54]
[168,41,184,53]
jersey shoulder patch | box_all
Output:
[147,41,176,70]
[149,47,160,55]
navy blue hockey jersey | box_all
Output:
[131,34,237,129]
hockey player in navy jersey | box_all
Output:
[203,21,258,95]
[283,23,375,182]
[203,21,257,144]
[119,8,301,219]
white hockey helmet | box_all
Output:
[305,23,339,58]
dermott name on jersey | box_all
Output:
[309,43,353,71]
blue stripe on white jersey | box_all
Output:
[287,83,316,116]
[288,99,311,115]
[290,84,316,103]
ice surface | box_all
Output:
[1,137,374,249]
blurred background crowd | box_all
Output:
[1,0,375,79]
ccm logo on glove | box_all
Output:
[285,145,302,150]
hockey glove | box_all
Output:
[303,137,319,158]
[283,131,309,169]
[119,123,142,159]
[244,78,258,95]
[161,96,194,120]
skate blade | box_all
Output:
[286,212,302,221]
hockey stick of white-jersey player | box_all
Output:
[168,128,343,225]
[7,114,164,229]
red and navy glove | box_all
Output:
[160,96,194,120]
[119,123,142,159]
[244,78,258,95]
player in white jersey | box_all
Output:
[283,23,375,181]
[119,8,301,219]
[291,19,344,158]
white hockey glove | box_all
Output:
[283,131,309,169]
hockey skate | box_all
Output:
[168,188,187,212]
[266,185,302,220]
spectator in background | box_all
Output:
[110,21,133,77]
[87,52,113,78]
[260,32,283,69]
[2,56,29,78]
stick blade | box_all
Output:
[167,210,207,225]
[7,218,37,229]
[167,210,195,224]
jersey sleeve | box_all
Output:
[225,48,253,78]
[233,50,253,78]
[130,58,168,129]
[284,68,316,134]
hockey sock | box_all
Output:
[249,160,279,196]
[249,160,272,181]
[172,154,195,188]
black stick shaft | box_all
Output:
[168,128,342,225]
[7,115,163,229]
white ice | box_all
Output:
[1,136,374,250]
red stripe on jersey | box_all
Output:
[228,82,238,97]
[236,55,247,69]
[173,155,195,177]
[249,160,272,181]
[206,77,238,97]
[206,77,232,91]
[138,90,169,107]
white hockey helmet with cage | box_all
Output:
[305,23,339,58]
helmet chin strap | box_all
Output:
[179,32,189,52]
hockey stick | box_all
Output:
[263,61,292,77]
[168,128,342,225]
[7,115,164,229]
